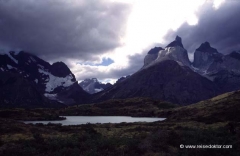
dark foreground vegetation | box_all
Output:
[1,92,240,155]
[0,119,239,156]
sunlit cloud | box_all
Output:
[0,0,229,83]
[213,0,226,9]
[73,0,227,83]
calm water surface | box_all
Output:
[24,116,166,125]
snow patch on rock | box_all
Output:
[30,57,36,62]
[7,64,15,70]
[37,64,44,69]
[95,88,103,93]
[34,79,38,84]
[7,53,18,64]
[156,46,190,66]
[44,93,64,103]
[38,69,74,92]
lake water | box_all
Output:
[23,116,166,125]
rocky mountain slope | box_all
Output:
[0,71,62,108]
[79,78,112,94]
[0,51,89,107]
[92,60,219,105]
[92,37,221,105]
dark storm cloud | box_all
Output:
[164,1,240,55]
[105,44,166,79]
[112,53,145,77]
[0,0,131,61]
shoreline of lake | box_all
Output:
[23,116,166,125]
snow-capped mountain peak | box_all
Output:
[0,51,76,93]
[79,78,112,94]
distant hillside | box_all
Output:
[59,97,177,117]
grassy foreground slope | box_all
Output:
[158,90,240,123]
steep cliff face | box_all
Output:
[142,36,191,69]
[156,46,190,67]
[193,42,223,74]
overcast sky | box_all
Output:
[0,0,239,83]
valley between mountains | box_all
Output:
[1,36,240,155]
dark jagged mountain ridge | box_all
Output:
[195,42,218,53]
[92,36,222,105]
[166,35,184,48]
[116,75,131,84]
[192,43,240,93]
[0,51,89,107]
[227,51,240,61]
